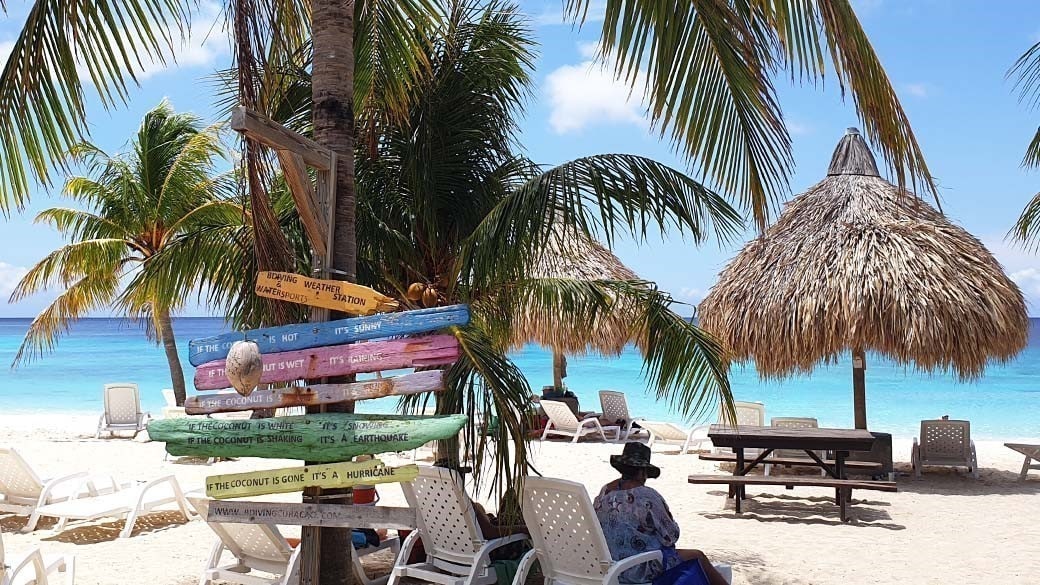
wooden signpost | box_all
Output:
[147,413,468,462]
[199,500,416,530]
[255,271,399,316]
[193,334,460,391]
[185,370,445,414]
[188,305,470,366]
[205,459,419,499]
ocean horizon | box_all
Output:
[1,316,1038,441]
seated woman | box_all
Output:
[594,442,728,585]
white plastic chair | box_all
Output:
[598,391,645,440]
[0,447,110,533]
[192,498,301,585]
[540,400,620,443]
[712,401,765,457]
[1,528,74,585]
[640,422,708,454]
[912,419,979,479]
[96,383,151,438]
[191,498,397,585]
[34,475,193,538]
[765,417,824,477]
[390,466,526,585]
[516,476,732,585]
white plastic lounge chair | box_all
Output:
[765,417,825,477]
[1005,443,1040,480]
[389,466,527,585]
[0,447,116,533]
[516,476,732,585]
[540,400,620,443]
[1,528,75,585]
[96,383,151,438]
[640,422,708,454]
[912,419,979,479]
[598,391,646,440]
[160,388,188,419]
[711,401,765,457]
[34,475,193,538]
[191,498,397,585]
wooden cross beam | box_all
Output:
[230,106,337,274]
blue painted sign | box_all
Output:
[188,304,470,366]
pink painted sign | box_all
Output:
[194,334,460,391]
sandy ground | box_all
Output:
[1,414,1038,585]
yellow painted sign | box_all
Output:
[205,459,419,499]
[254,271,398,315]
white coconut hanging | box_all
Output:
[226,340,263,396]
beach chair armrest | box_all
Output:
[38,471,90,505]
[473,533,528,570]
[6,546,49,584]
[513,549,539,585]
[394,528,424,566]
[605,550,663,585]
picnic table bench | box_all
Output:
[699,452,884,472]
[688,425,897,522]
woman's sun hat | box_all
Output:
[609,441,661,479]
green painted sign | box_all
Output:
[147,413,467,463]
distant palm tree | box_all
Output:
[9,101,231,406]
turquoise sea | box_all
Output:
[1,317,1038,440]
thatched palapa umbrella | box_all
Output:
[699,128,1028,429]
[508,227,643,389]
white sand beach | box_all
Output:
[1,414,1038,585]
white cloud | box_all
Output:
[788,121,811,136]
[981,236,1040,314]
[0,262,28,298]
[678,286,705,304]
[1010,267,1040,297]
[902,82,929,98]
[534,0,605,26]
[544,47,648,134]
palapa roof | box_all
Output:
[506,226,645,356]
[698,128,1028,380]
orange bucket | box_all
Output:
[353,485,379,505]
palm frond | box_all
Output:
[1009,191,1040,249]
[461,153,743,292]
[0,0,191,214]
[9,238,132,300]
[11,269,123,365]
[564,0,937,228]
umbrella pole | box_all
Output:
[852,348,867,429]
[552,351,567,389]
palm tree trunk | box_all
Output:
[155,306,187,406]
[308,0,356,582]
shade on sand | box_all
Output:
[507,226,643,388]
[698,128,1028,429]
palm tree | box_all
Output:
[8,101,230,406]
[153,0,744,488]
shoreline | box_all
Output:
[3,411,1035,444]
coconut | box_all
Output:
[226,340,263,396]
[422,287,439,308]
[406,282,426,301]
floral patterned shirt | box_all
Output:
[593,482,682,583]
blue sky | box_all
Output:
[2,0,1040,317]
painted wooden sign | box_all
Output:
[255,271,399,315]
[205,459,419,499]
[188,305,470,366]
[148,413,468,462]
[193,334,460,391]
[198,499,416,530]
[185,370,445,414]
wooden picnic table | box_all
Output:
[690,424,893,522]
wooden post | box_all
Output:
[552,351,567,390]
[852,348,867,430]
